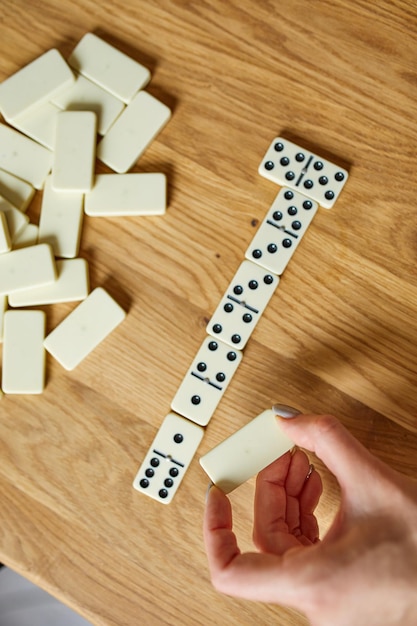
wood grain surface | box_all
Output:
[1,1,417,624]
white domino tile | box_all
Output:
[0,195,29,239]
[199,409,295,493]
[0,48,74,121]
[171,336,243,426]
[68,33,151,103]
[1,310,46,394]
[258,137,349,209]
[38,176,84,258]
[132,412,204,504]
[0,168,35,212]
[0,295,6,342]
[97,91,171,173]
[245,187,318,275]
[11,101,62,150]
[206,260,279,350]
[52,73,125,135]
[0,212,11,253]
[9,258,89,307]
[85,173,166,216]
[12,223,39,249]
[0,243,57,296]
[0,123,53,189]
[51,111,97,192]
[44,287,126,370]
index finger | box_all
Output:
[276,413,389,507]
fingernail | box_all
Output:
[272,403,301,418]
[205,482,214,502]
[306,464,315,480]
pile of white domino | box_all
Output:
[133,137,349,503]
[0,33,172,395]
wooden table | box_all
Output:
[1,1,417,624]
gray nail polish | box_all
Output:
[272,403,301,418]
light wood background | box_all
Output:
[1,1,417,624]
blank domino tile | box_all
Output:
[0,244,56,296]
[51,111,97,192]
[9,258,89,307]
[44,287,126,370]
[52,73,125,135]
[0,295,6,341]
[97,91,171,173]
[0,168,35,212]
[0,212,12,253]
[199,409,295,493]
[85,173,166,216]
[132,412,204,504]
[12,223,39,249]
[12,101,62,150]
[38,176,84,257]
[0,48,74,121]
[0,123,53,189]
[1,310,46,394]
[0,194,29,239]
[68,33,151,103]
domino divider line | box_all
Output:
[133,137,349,503]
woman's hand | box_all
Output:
[204,413,417,626]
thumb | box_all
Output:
[274,409,386,503]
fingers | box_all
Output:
[253,450,323,552]
[277,413,386,504]
[203,485,241,575]
[299,470,322,542]
[253,451,292,530]
[285,449,311,497]
[253,451,301,553]
[203,484,309,605]
[300,467,323,514]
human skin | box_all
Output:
[203,413,417,626]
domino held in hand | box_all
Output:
[133,412,204,504]
[199,408,295,493]
[258,137,348,208]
